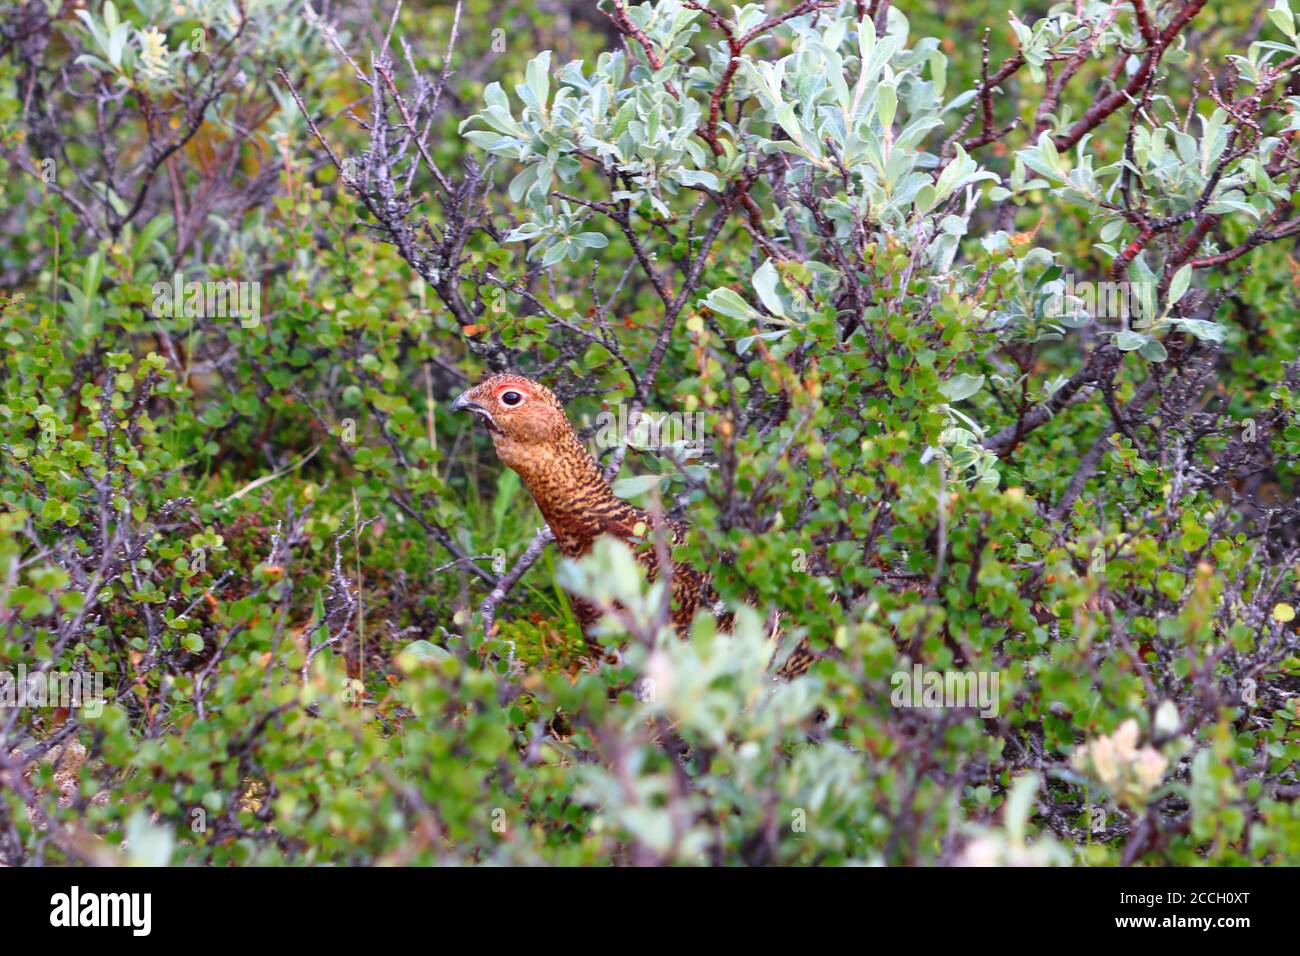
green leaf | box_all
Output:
[752,260,785,318]
[940,373,985,402]
[611,473,666,499]
[737,329,791,355]
[400,640,453,665]
[1037,130,1061,173]
[673,168,720,190]
[1172,318,1226,343]
[1005,772,1040,846]
[524,51,552,116]
[702,287,760,321]
[1268,0,1297,40]
[1167,265,1192,306]
[124,810,174,867]
[877,83,897,130]
[1139,338,1167,362]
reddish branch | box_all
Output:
[1110,226,1155,282]
[983,344,1123,455]
[1185,214,1300,269]
[605,0,680,99]
[1033,6,1117,137]
[1131,0,1157,45]
[1054,0,1208,151]
[947,30,1025,158]
[691,0,837,153]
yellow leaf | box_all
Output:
[1274,603,1296,623]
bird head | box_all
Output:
[451,374,574,469]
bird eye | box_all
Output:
[500,390,523,407]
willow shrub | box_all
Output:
[1,0,1299,864]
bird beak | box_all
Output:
[452,389,498,432]
[451,390,480,414]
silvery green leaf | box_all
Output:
[702,287,760,321]
[739,58,784,109]
[863,35,901,86]
[736,329,791,355]
[1043,374,1069,397]
[752,259,785,318]
[1009,17,1032,48]
[1251,39,1298,56]
[939,215,967,235]
[931,144,970,201]
[578,537,645,606]
[1139,338,1167,362]
[1037,130,1061,171]
[124,809,174,867]
[672,168,719,190]
[1114,330,1147,351]
[877,83,897,130]
[894,115,943,152]
[1057,307,1091,329]
[508,164,538,203]
[891,171,932,207]
[541,241,569,266]
[1004,773,1039,846]
[611,473,667,499]
[1268,2,1297,39]
[774,102,806,147]
[1016,148,1061,183]
[942,89,977,115]
[940,373,985,402]
[763,139,809,158]
[108,23,128,68]
[1129,253,1157,287]
[464,131,522,154]
[1172,318,1227,342]
[1167,264,1192,306]
[401,640,452,664]
[504,221,542,242]
[1204,199,1260,219]
[1200,108,1228,174]
[74,53,113,72]
[804,260,839,278]
[858,16,876,61]
[484,81,510,112]
[981,231,1011,253]
[75,7,100,38]
[928,49,947,96]
[523,51,552,116]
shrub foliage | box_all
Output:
[1,0,1299,865]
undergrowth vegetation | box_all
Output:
[1,0,1299,865]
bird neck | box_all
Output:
[497,426,645,558]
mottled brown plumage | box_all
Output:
[453,373,814,677]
